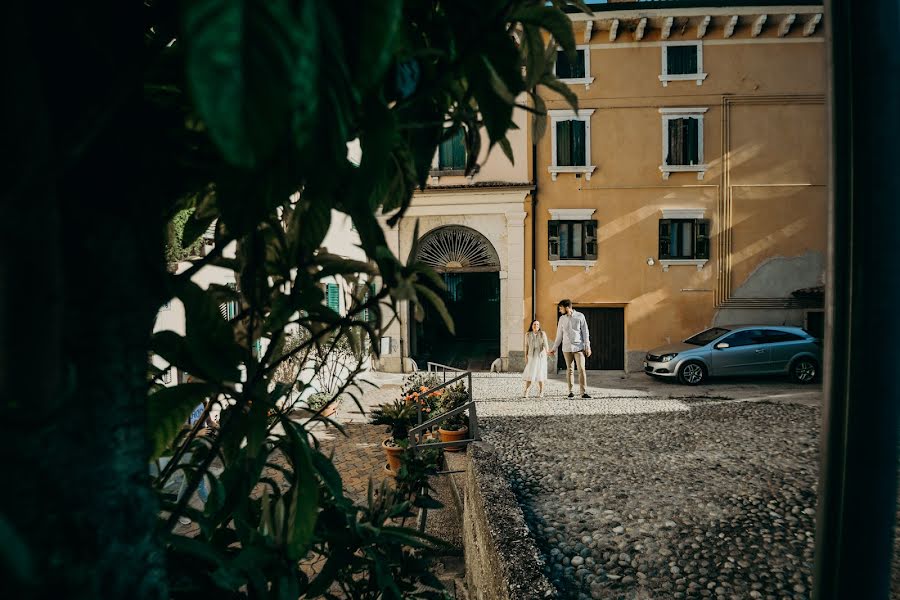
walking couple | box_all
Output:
[522,299,592,399]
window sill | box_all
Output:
[548,165,597,181]
[660,259,708,272]
[429,170,472,184]
[557,77,595,89]
[658,73,708,87]
[550,260,597,272]
[659,164,708,181]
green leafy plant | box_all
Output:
[305,392,335,413]
[3,0,585,597]
[435,382,470,431]
[370,399,419,445]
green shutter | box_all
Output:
[584,220,597,260]
[438,129,466,170]
[572,120,586,166]
[548,221,560,261]
[667,45,698,75]
[556,120,572,166]
[659,220,672,259]
[694,219,710,259]
[326,283,340,313]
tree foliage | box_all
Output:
[4,0,585,597]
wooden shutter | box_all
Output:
[686,118,699,165]
[326,283,340,313]
[667,45,698,75]
[556,121,572,166]
[659,219,672,259]
[584,220,597,260]
[572,120,586,166]
[694,219,710,259]
[548,221,560,261]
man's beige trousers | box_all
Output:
[563,351,587,394]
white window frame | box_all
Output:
[548,208,597,272]
[553,45,595,89]
[548,109,597,181]
[659,107,708,181]
[659,41,708,87]
[659,208,709,271]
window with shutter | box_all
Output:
[556,49,586,79]
[362,282,377,323]
[438,129,466,171]
[220,282,238,321]
[326,283,340,313]
[556,120,587,167]
[549,220,597,262]
[659,218,710,261]
[667,118,700,166]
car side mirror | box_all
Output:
[715,342,730,350]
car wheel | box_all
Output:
[678,361,707,386]
[790,357,818,384]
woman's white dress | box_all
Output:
[523,331,549,382]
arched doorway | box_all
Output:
[409,225,501,370]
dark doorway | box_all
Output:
[410,272,500,370]
[556,307,625,371]
[806,310,825,339]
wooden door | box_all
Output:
[556,307,625,371]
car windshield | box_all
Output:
[684,327,731,346]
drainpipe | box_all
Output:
[531,136,538,322]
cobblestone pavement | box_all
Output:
[483,402,822,600]
[457,372,831,599]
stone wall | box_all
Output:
[463,443,556,600]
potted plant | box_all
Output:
[435,381,469,452]
[306,392,338,418]
[370,400,417,472]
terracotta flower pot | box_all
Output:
[438,426,468,452]
[319,403,337,418]
[382,439,405,472]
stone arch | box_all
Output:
[414,225,501,273]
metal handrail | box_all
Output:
[407,370,479,533]
[426,361,466,383]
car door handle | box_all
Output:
[754,349,766,353]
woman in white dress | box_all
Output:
[523,320,549,398]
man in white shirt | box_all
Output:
[549,299,592,398]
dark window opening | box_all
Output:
[556,49,586,79]
[666,117,700,166]
[555,120,587,166]
[549,220,597,261]
[667,45,699,75]
[659,218,709,260]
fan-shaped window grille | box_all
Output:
[415,226,500,273]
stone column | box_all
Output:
[505,211,528,371]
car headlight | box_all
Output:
[660,353,678,362]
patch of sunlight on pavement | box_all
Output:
[477,396,690,417]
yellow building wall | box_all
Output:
[530,16,828,371]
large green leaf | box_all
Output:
[182,0,318,167]
[510,5,576,55]
[539,74,580,112]
[179,280,243,382]
[413,283,455,335]
[349,0,402,92]
[284,425,319,559]
[147,382,218,460]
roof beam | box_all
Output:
[661,16,674,40]
[724,15,738,38]
[778,13,797,37]
[697,15,711,39]
[803,13,822,37]
[584,20,593,43]
[752,14,767,37]
[609,18,619,42]
[635,17,647,41]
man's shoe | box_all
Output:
[567,392,575,399]
[581,393,591,399]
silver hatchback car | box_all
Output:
[644,325,821,386]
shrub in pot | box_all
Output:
[435,381,469,452]
[307,392,338,418]
[370,400,417,472]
